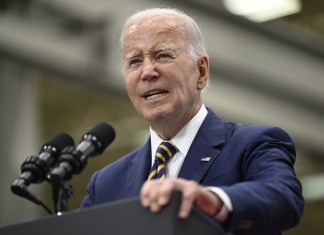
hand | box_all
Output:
[140,178,223,219]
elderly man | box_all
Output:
[81,8,303,235]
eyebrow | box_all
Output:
[124,42,178,62]
[155,41,181,55]
[125,50,140,60]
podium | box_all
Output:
[0,193,226,235]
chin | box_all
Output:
[142,109,171,122]
[140,103,176,120]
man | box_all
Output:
[81,8,304,234]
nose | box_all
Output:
[141,58,159,80]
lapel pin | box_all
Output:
[201,156,212,162]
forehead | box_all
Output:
[122,15,188,53]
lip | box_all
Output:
[142,89,169,100]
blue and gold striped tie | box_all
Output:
[148,141,178,180]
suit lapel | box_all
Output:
[124,109,226,192]
[178,109,226,182]
[125,138,151,197]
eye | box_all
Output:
[129,58,142,67]
[156,53,173,61]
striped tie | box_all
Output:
[148,141,178,180]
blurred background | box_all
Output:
[0,0,323,234]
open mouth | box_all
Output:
[143,90,168,100]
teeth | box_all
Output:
[146,92,167,100]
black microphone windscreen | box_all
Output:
[85,122,116,153]
[41,133,75,153]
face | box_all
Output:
[122,15,208,131]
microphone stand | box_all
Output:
[50,176,74,214]
[49,146,81,215]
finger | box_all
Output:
[172,180,199,219]
[141,180,160,207]
[140,180,152,207]
[179,192,195,219]
[156,179,175,206]
[140,180,165,213]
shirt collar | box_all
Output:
[150,104,208,158]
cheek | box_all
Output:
[176,66,199,92]
[124,75,136,95]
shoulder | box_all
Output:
[225,123,297,169]
[203,108,295,149]
[228,123,294,145]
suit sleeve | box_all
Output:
[221,126,304,234]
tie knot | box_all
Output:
[156,141,178,162]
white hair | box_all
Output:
[120,7,208,61]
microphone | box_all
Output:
[11,133,75,194]
[50,122,115,183]
[12,133,74,187]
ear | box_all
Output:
[197,56,209,90]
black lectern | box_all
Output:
[0,193,225,235]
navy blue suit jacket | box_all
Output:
[81,109,303,235]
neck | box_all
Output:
[151,101,202,140]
